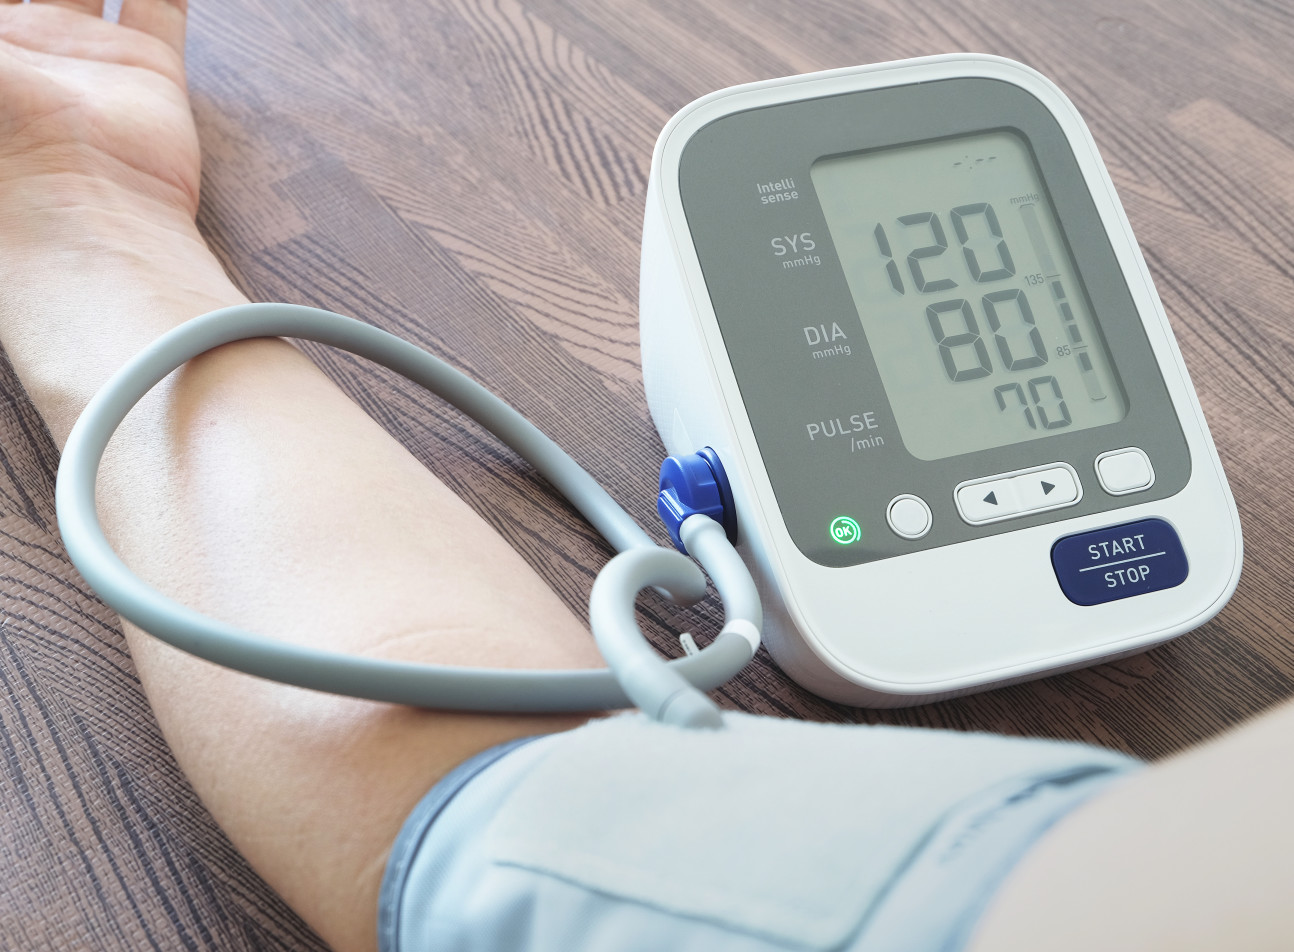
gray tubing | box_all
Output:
[55,304,759,714]
[680,515,763,637]
[590,515,761,728]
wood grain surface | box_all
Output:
[2,0,1292,948]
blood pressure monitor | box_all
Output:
[640,54,1242,706]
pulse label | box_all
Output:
[804,412,886,455]
[806,412,878,441]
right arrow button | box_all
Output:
[1014,466,1079,512]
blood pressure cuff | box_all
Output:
[378,712,1138,952]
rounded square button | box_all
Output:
[1096,448,1155,495]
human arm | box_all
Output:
[7,4,1294,952]
[0,4,602,951]
[967,699,1294,951]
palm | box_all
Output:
[0,3,199,217]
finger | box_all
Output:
[28,0,105,13]
[119,0,185,59]
[27,0,106,11]
[0,4,181,79]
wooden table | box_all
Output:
[3,0,1291,947]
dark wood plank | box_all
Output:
[3,0,1293,947]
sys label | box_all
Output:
[1050,518,1188,606]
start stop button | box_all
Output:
[1051,518,1189,606]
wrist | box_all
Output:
[0,174,249,443]
[0,168,205,260]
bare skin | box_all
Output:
[1,3,1290,952]
[0,4,601,951]
[966,701,1294,952]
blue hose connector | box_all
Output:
[657,447,737,553]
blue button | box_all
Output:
[1051,518,1188,606]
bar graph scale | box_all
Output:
[1018,202,1107,402]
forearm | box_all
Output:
[969,699,1294,951]
[0,172,233,438]
[0,193,602,952]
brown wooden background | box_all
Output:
[2,0,1292,948]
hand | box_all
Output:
[0,0,198,219]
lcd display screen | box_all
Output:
[812,130,1126,460]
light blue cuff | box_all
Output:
[380,714,1138,952]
